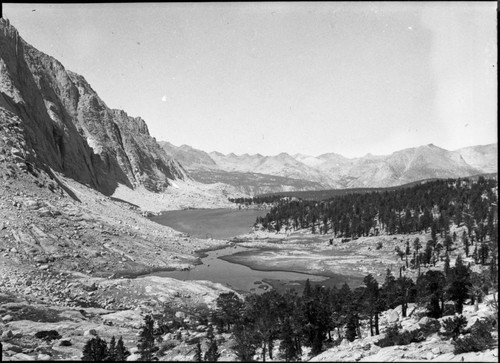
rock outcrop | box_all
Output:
[0,18,188,195]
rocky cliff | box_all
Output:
[0,18,188,195]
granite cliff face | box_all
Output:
[0,19,187,195]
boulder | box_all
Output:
[23,200,40,210]
[34,256,48,264]
[81,281,98,292]
[386,309,399,324]
[37,207,52,217]
[175,311,186,319]
[126,353,141,361]
[418,316,440,334]
[83,329,97,337]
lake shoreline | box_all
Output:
[149,208,269,240]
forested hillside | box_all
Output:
[256,177,498,241]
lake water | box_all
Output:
[149,208,360,293]
[149,208,267,240]
[152,245,329,293]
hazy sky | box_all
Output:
[2,2,497,158]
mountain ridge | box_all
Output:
[160,141,497,194]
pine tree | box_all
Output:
[416,270,445,319]
[303,279,312,299]
[345,313,357,342]
[472,245,479,263]
[115,336,130,361]
[444,253,451,278]
[490,256,497,284]
[363,273,382,336]
[106,336,116,361]
[444,235,453,253]
[215,291,244,332]
[464,235,470,257]
[446,255,471,314]
[278,318,300,362]
[479,243,489,265]
[138,315,156,361]
[82,336,108,361]
[232,322,259,362]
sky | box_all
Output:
[2,2,497,158]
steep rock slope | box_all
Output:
[158,141,217,170]
[0,19,187,195]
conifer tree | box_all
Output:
[278,317,300,362]
[138,315,156,361]
[232,322,259,362]
[479,243,489,265]
[82,336,108,361]
[345,313,357,342]
[464,235,470,257]
[363,273,382,336]
[303,279,312,298]
[444,252,451,278]
[444,234,453,253]
[106,336,116,361]
[416,270,445,318]
[472,245,479,263]
[446,255,471,314]
[115,336,130,361]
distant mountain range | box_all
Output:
[159,141,498,194]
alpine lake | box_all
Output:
[148,208,364,295]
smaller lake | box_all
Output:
[149,208,363,294]
[149,208,268,240]
[152,246,329,294]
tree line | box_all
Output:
[228,195,285,206]
[255,177,497,240]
